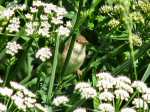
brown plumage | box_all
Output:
[59,35,88,75]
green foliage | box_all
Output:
[0,0,150,111]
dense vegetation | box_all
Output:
[0,0,150,112]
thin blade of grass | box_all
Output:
[142,64,150,82]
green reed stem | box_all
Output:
[20,39,33,84]
[66,99,86,112]
[4,63,11,86]
[122,3,137,79]
[61,0,83,76]
[47,34,60,103]
[128,24,137,79]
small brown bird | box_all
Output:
[60,35,88,75]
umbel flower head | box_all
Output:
[75,82,97,99]
[96,72,150,111]
[52,95,69,106]
[36,47,52,62]
[0,103,7,112]
[0,81,47,112]
[73,107,86,112]
[6,41,22,56]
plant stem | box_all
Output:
[47,34,60,103]
[61,0,83,76]
[4,60,11,86]
[20,39,33,84]
[123,3,137,79]
[128,25,137,79]
[66,99,86,112]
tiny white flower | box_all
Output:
[33,1,43,7]
[0,78,3,83]
[24,97,36,104]
[35,103,48,112]
[114,89,129,101]
[43,3,57,13]
[55,7,67,16]
[142,93,150,103]
[25,22,36,35]
[11,95,26,111]
[52,96,69,106]
[36,47,52,62]
[132,98,148,110]
[7,23,20,32]
[6,41,22,56]
[73,107,86,112]
[17,4,27,11]
[75,82,91,92]
[24,97,36,108]
[99,91,114,102]
[40,15,48,20]
[100,5,113,14]
[41,21,51,28]
[66,21,72,28]
[0,87,13,97]
[80,87,97,99]
[51,17,63,25]
[10,81,26,91]
[96,72,113,80]
[7,17,20,32]
[25,13,33,20]
[23,89,36,98]
[10,81,36,98]
[0,103,7,112]
[115,80,133,93]
[98,103,114,112]
[2,8,14,19]
[57,26,70,37]
[121,107,136,112]
[96,79,114,91]
[30,7,38,13]
[16,91,24,98]
[132,81,147,93]
[145,88,150,94]
[116,76,131,84]
[38,27,49,37]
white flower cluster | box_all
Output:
[75,82,97,99]
[1,8,14,19]
[6,41,22,56]
[0,0,71,38]
[52,95,69,106]
[0,103,7,112]
[6,17,20,32]
[98,103,114,112]
[36,47,52,62]
[96,72,150,111]
[73,107,86,112]
[0,80,47,112]
[121,108,136,112]
[24,0,71,37]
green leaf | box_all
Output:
[0,5,5,12]
[142,64,150,82]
